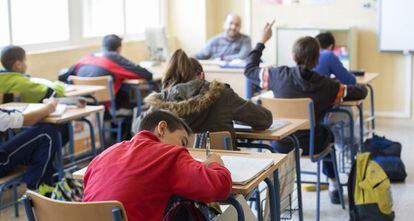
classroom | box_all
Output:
[0,0,412,220]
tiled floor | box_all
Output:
[1,118,412,221]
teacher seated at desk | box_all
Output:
[195,14,252,61]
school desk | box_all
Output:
[73,149,288,221]
[235,118,308,221]
[0,102,104,179]
[64,85,106,97]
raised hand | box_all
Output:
[261,20,275,44]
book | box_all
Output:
[222,156,274,185]
[234,119,291,132]
[23,104,67,117]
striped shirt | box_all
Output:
[195,33,252,61]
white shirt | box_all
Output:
[0,109,24,132]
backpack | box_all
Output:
[162,196,219,221]
[364,134,407,182]
[348,153,395,221]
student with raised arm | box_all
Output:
[314,32,357,85]
[144,49,272,141]
[244,21,368,204]
[0,98,60,190]
[195,14,252,61]
[83,110,232,221]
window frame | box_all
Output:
[1,0,167,53]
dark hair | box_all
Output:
[102,34,123,52]
[162,49,203,89]
[1,45,26,71]
[139,109,192,134]
[315,32,335,49]
[292,36,320,70]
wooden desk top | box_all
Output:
[202,64,244,74]
[73,149,287,196]
[0,103,104,124]
[356,72,379,84]
[123,65,165,85]
[236,119,308,141]
[64,85,106,97]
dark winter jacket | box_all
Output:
[144,79,273,139]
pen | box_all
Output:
[49,91,56,98]
[206,131,211,157]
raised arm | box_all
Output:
[244,21,275,89]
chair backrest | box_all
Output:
[259,97,314,130]
[23,190,127,221]
[192,131,233,150]
[69,76,114,103]
[210,131,233,150]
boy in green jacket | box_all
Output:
[0,45,65,102]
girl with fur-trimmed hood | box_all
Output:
[144,49,272,142]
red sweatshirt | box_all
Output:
[83,131,232,221]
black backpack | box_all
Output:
[162,196,219,221]
[364,134,407,182]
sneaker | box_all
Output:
[329,190,341,205]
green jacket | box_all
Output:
[0,70,65,103]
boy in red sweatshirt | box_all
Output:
[83,110,232,221]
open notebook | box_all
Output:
[234,119,291,132]
[197,156,274,185]
[23,104,67,117]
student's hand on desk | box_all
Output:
[205,153,225,167]
[43,97,58,113]
[261,20,275,44]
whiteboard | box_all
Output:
[379,0,414,52]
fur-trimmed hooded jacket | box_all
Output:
[144,79,273,137]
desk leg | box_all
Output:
[367,84,375,130]
[56,130,64,180]
[357,103,365,151]
[79,118,97,157]
[95,112,104,152]
[67,122,75,165]
[265,174,279,221]
[288,135,303,221]
[223,195,245,221]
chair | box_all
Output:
[0,166,26,217]
[69,76,141,143]
[22,190,127,221]
[193,131,232,150]
[260,97,345,221]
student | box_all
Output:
[244,22,368,204]
[0,98,60,190]
[0,45,65,103]
[144,49,272,141]
[83,110,232,221]
[195,14,252,61]
[314,32,356,85]
[65,34,153,108]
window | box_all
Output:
[0,0,165,51]
[82,0,124,37]
[0,0,10,46]
[125,0,161,34]
[10,0,69,45]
